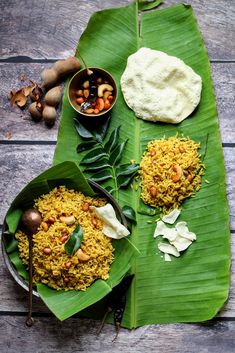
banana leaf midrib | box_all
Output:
[129,1,141,329]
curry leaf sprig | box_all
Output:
[74,118,139,199]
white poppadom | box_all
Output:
[120,47,202,124]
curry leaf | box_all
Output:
[117,173,136,188]
[116,163,139,177]
[89,168,113,182]
[93,116,111,141]
[74,119,94,140]
[80,147,107,165]
[75,117,110,143]
[105,186,115,194]
[77,141,97,153]
[75,119,134,194]
[137,201,159,216]
[109,140,128,166]
[64,224,84,256]
[104,126,120,153]
[84,158,111,172]
[122,205,137,224]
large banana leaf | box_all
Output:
[3,161,139,320]
[53,1,230,328]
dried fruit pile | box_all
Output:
[9,57,80,127]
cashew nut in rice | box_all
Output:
[76,249,90,261]
[60,215,75,225]
[172,165,182,182]
[98,83,113,97]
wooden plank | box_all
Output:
[0,145,55,224]
[0,0,129,60]
[219,234,235,318]
[0,62,235,142]
[224,148,235,231]
[0,0,234,61]
[212,63,235,144]
[0,315,234,353]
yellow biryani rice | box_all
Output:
[15,186,114,291]
[139,136,204,211]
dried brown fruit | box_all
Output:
[41,57,80,88]
[42,106,57,126]
[30,83,43,102]
[22,85,34,97]
[10,89,27,108]
[8,89,16,100]
[44,86,62,107]
[29,101,43,121]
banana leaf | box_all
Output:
[3,161,139,320]
[53,1,230,328]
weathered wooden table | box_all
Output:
[0,1,234,352]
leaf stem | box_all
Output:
[96,139,119,199]
[111,165,119,201]
[76,51,88,69]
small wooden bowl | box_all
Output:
[68,67,117,119]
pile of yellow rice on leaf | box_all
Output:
[15,186,114,291]
[139,135,204,211]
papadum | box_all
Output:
[120,48,202,124]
